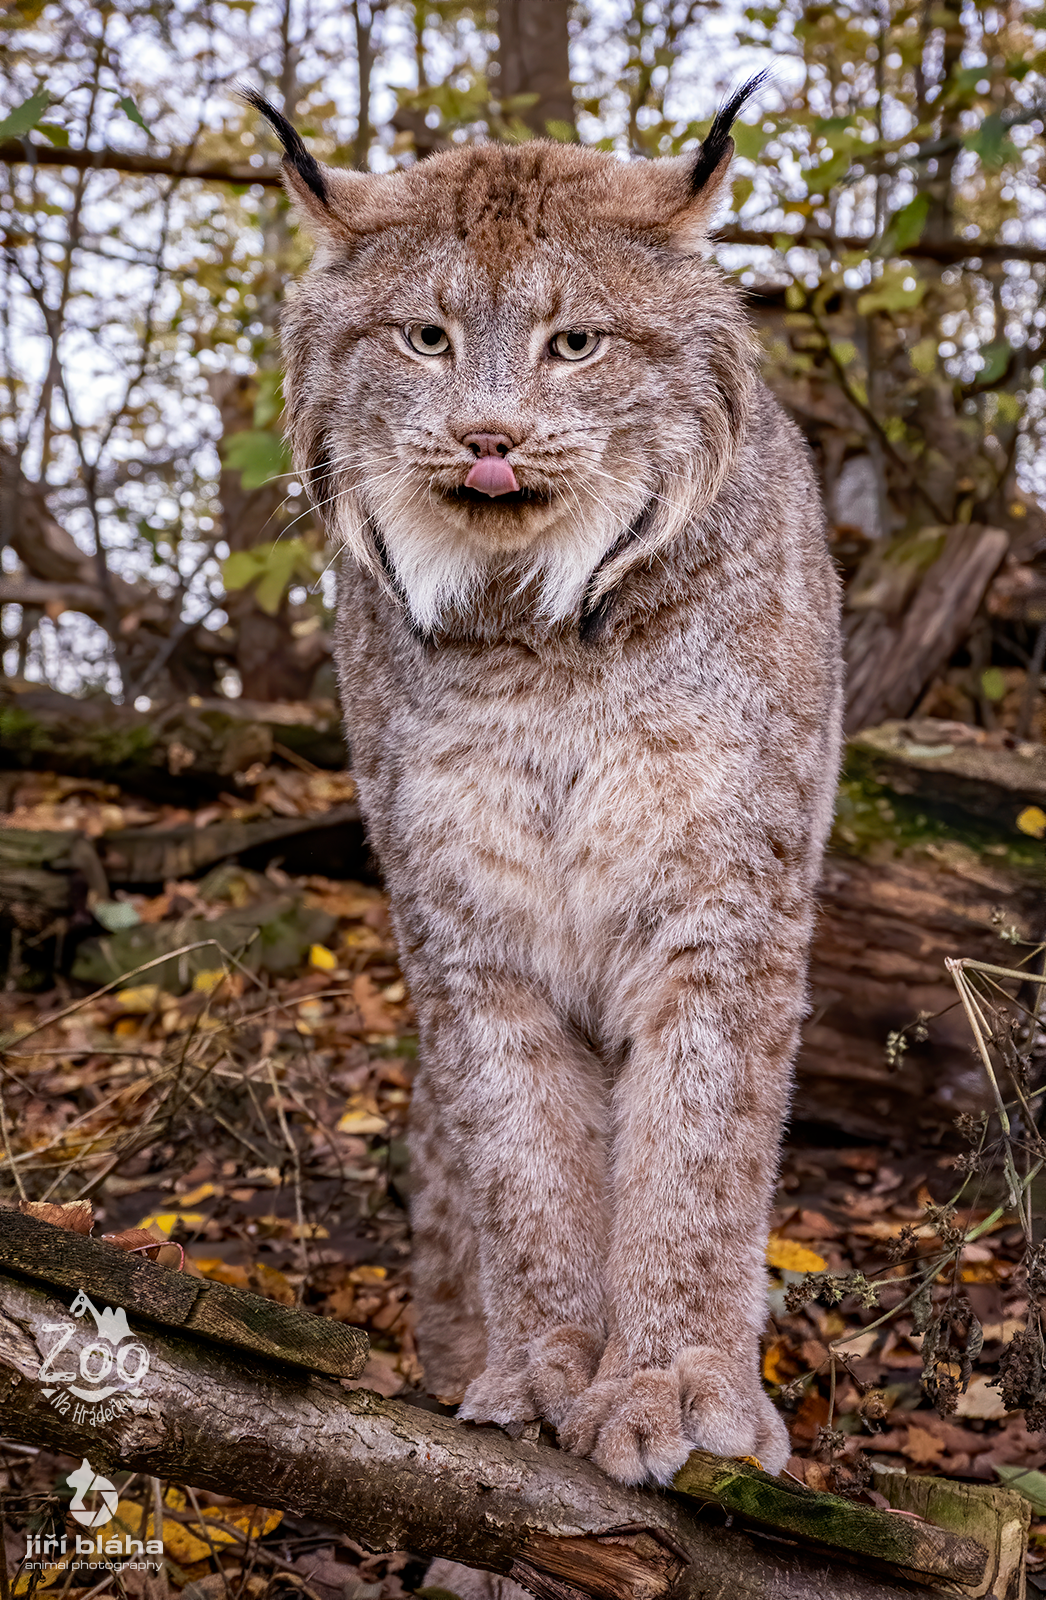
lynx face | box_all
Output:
[276,140,757,631]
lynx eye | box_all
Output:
[405,323,451,355]
[550,330,600,362]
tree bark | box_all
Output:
[0,1268,983,1600]
[843,525,1010,734]
[494,1,575,138]
[210,373,328,704]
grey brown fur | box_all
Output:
[262,105,842,1485]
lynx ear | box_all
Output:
[239,87,401,244]
[666,71,771,248]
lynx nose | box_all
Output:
[461,433,520,497]
[463,432,513,458]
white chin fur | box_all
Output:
[372,501,621,634]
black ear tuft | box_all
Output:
[238,84,328,206]
[689,70,772,195]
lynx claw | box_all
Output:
[458,1325,603,1431]
[559,1345,790,1486]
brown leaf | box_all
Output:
[103,1226,164,1252]
[902,1424,946,1465]
[352,973,396,1034]
[803,1460,833,1493]
[788,1210,843,1240]
[18,1199,92,1233]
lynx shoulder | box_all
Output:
[253,82,842,1484]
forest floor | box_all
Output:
[1,774,1045,1598]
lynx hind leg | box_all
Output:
[408,1071,486,1403]
[421,1560,531,1600]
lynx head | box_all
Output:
[248,83,764,634]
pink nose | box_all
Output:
[462,432,520,497]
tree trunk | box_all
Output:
[210,374,326,704]
[495,1,575,138]
[843,525,1009,734]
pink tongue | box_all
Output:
[464,457,520,497]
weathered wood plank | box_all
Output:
[872,1466,1030,1600]
[673,1451,988,1592]
[0,1207,367,1379]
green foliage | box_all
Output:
[221,428,291,492]
[222,539,320,616]
[116,94,151,135]
[0,89,50,140]
[879,194,930,255]
[981,667,1008,702]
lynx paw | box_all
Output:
[559,1345,789,1485]
[457,1325,603,1431]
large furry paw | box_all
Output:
[559,1345,789,1485]
[457,1325,603,1431]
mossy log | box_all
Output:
[672,1454,989,1593]
[0,1207,367,1380]
[0,684,348,802]
[851,719,1046,833]
[792,735,1045,1138]
[872,1466,1029,1600]
[0,1267,1004,1600]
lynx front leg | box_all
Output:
[417,976,607,1429]
[560,946,800,1483]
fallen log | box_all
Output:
[851,719,1046,833]
[0,684,348,801]
[0,1265,999,1600]
[843,525,1010,734]
[0,1208,368,1380]
[0,1215,1016,1599]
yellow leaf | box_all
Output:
[202,1505,283,1539]
[158,1519,214,1565]
[137,1210,205,1237]
[176,1182,217,1206]
[766,1233,826,1274]
[192,967,226,993]
[1016,806,1046,839]
[762,1338,792,1384]
[190,1257,251,1288]
[309,943,338,969]
[349,1264,387,1284]
[336,1108,389,1134]
[253,1214,329,1240]
[113,1016,140,1038]
[116,984,162,1012]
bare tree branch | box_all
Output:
[2,142,1045,264]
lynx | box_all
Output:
[248,81,842,1486]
